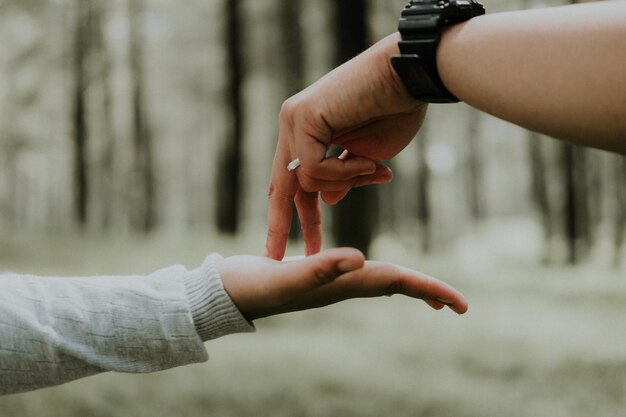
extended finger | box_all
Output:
[333,261,468,314]
[387,264,469,314]
[295,188,322,256]
[266,185,296,260]
[266,138,299,260]
[425,299,446,310]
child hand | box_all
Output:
[218,247,468,320]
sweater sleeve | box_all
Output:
[0,253,255,395]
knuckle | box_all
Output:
[300,220,322,232]
[312,265,335,285]
[268,183,295,204]
[267,183,277,199]
[386,278,405,296]
[280,96,300,120]
[266,227,289,241]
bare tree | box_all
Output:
[1,1,51,230]
[560,143,591,264]
[128,0,156,232]
[527,132,553,263]
[330,0,377,256]
[71,0,90,227]
[415,125,432,252]
[215,0,243,234]
[280,0,304,97]
[614,155,626,267]
[89,2,116,229]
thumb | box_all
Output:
[282,247,365,291]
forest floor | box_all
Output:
[1,226,626,417]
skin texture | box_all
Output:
[439,2,626,153]
[266,2,626,260]
[218,247,468,320]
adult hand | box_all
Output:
[219,247,467,321]
[266,33,427,260]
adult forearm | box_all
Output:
[437,1,626,153]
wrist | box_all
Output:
[184,254,255,341]
[436,18,478,102]
[381,33,413,95]
[375,32,426,107]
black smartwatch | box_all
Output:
[391,0,485,103]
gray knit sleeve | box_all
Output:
[184,253,255,341]
[0,254,255,395]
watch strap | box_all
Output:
[391,54,458,103]
[392,0,485,103]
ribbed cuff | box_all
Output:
[184,253,255,341]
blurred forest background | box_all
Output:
[0,0,623,265]
[1,0,625,416]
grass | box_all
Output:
[0,229,625,417]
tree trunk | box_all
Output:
[71,0,89,228]
[281,0,304,97]
[91,1,116,230]
[527,131,552,263]
[128,0,156,232]
[216,0,243,234]
[416,125,432,253]
[331,0,376,256]
[560,143,590,264]
[614,155,626,267]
